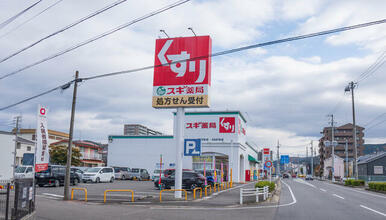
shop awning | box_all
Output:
[248,155,258,163]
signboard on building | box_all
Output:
[374,166,383,175]
[152,36,212,108]
[181,112,247,143]
[184,139,201,156]
[35,105,49,172]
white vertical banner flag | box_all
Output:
[35,105,49,172]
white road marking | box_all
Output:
[293,178,316,188]
[151,180,297,210]
[320,188,327,192]
[324,181,386,199]
[332,194,344,200]
[42,193,64,198]
[360,205,386,217]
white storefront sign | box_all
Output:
[374,166,383,174]
[35,105,49,172]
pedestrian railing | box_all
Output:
[204,185,212,196]
[193,187,202,200]
[239,186,269,205]
[71,188,88,202]
[104,189,134,203]
[159,189,187,202]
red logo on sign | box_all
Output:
[263,148,270,155]
[219,117,235,133]
[153,36,212,86]
[40,108,46,115]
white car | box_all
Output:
[82,167,115,183]
[15,166,34,179]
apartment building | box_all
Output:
[123,124,162,136]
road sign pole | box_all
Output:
[174,107,184,198]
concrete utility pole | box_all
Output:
[276,140,280,177]
[329,114,335,182]
[64,71,80,200]
[13,116,21,180]
[345,139,349,178]
[306,146,308,174]
[349,82,358,180]
[311,141,314,177]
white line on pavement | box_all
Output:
[323,181,386,199]
[360,205,386,217]
[332,194,344,200]
[42,193,64,198]
[293,178,316,188]
[320,188,327,192]
[150,180,297,210]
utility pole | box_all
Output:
[350,82,358,180]
[306,146,308,174]
[328,114,335,182]
[345,139,349,178]
[64,71,80,200]
[276,140,280,177]
[13,116,21,180]
[311,141,314,177]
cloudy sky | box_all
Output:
[0,0,385,156]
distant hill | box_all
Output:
[363,143,386,155]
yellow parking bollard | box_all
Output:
[160,189,187,202]
[104,189,134,203]
[204,185,212,196]
[213,183,219,192]
[193,187,202,200]
[71,188,88,202]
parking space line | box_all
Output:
[42,193,64,198]
[360,205,386,217]
[323,181,386,199]
[332,194,344,200]
[320,188,327,192]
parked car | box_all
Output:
[15,165,34,179]
[282,173,289,178]
[152,169,164,181]
[113,166,131,180]
[71,167,84,180]
[196,170,221,185]
[163,169,193,178]
[291,173,297,178]
[82,167,115,183]
[130,168,150,181]
[305,175,313,180]
[155,171,206,190]
[35,165,80,187]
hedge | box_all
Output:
[344,179,365,186]
[255,181,275,192]
[368,182,386,192]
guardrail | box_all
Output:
[159,189,187,202]
[104,189,134,203]
[239,186,268,205]
[204,185,212,196]
[213,183,220,192]
[193,187,202,199]
[71,188,88,202]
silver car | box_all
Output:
[130,168,150,181]
[113,167,131,180]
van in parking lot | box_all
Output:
[129,168,150,181]
[82,167,115,183]
[15,165,34,179]
[35,165,80,187]
[113,167,131,180]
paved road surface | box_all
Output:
[36,178,386,220]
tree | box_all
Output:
[49,145,82,166]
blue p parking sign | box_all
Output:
[184,139,201,156]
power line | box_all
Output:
[1,18,386,111]
[0,0,65,40]
[356,48,386,83]
[0,0,191,81]
[0,0,128,64]
[364,112,386,127]
[0,0,43,30]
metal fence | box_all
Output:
[358,175,386,182]
[0,179,35,220]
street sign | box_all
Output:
[265,160,272,168]
[280,155,290,164]
[184,139,201,156]
[152,36,212,108]
[263,148,270,155]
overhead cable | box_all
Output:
[0,0,65,40]
[1,18,386,111]
[0,0,191,80]
[0,0,43,30]
[0,0,128,64]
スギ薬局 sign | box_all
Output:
[153,36,212,108]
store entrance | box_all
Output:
[192,152,229,181]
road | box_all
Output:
[35,178,386,220]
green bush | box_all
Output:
[368,182,386,191]
[344,179,353,186]
[345,179,364,186]
[255,181,275,192]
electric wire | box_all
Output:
[364,112,386,127]
[0,0,128,64]
[0,0,65,40]
[0,0,191,80]
[356,49,386,83]
[1,18,386,111]
[0,0,43,30]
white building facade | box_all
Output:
[323,155,345,179]
[108,111,259,183]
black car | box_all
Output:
[155,171,205,190]
[35,165,80,187]
[282,173,289,178]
